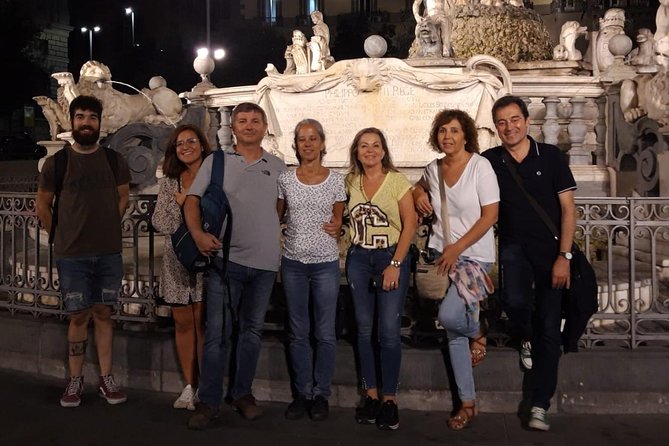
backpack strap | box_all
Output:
[49,148,69,244]
[104,147,120,184]
[209,150,232,276]
[210,150,224,188]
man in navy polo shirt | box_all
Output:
[482,95,576,431]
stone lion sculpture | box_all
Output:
[77,61,183,133]
[35,61,183,138]
[621,38,669,132]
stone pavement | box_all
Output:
[1,369,667,446]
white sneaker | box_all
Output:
[520,341,533,370]
[174,384,196,410]
[528,406,550,431]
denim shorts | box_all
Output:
[56,253,123,313]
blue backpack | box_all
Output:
[170,150,231,275]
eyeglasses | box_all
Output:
[176,137,199,148]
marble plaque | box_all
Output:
[256,58,508,167]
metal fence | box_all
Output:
[1,192,668,349]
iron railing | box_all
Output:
[1,192,668,349]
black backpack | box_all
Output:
[49,146,120,244]
[170,150,232,276]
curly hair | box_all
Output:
[428,109,480,154]
[162,124,212,179]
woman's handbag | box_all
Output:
[414,159,452,300]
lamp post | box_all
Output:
[125,7,135,47]
[80,26,101,61]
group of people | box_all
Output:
[37,94,576,434]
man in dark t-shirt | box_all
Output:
[36,95,131,408]
[482,95,576,432]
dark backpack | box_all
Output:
[49,146,120,244]
[170,150,232,275]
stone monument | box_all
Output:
[257,55,511,168]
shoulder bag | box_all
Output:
[502,151,598,351]
[414,159,452,300]
[171,150,232,275]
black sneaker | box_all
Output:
[310,395,329,421]
[285,395,311,420]
[377,400,400,430]
[355,396,381,424]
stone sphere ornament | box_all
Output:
[608,34,633,57]
[364,35,388,58]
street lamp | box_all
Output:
[80,26,101,61]
[125,7,136,47]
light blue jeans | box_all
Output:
[437,259,492,402]
[281,257,340,399]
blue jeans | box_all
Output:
[500,243,562,410]
[345,245,410,396]
[281,257,340,399]
[198,258,231,407]
[56,253,123,313]
[438,259,492,402]
[227,261,277,401]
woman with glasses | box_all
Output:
[152,124,211,410]
[277,119,346,422]
[412,109,499,430]
[345,127,417,431]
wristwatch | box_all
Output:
[559,251,573,260]
[390,259,401,268]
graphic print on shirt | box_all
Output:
[350,202,390,248]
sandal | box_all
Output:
[447,403,478,430]
[470,335,487,367]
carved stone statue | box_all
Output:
[595,8,626,72]
[656,0,669,43]
[310,10,334,71]
[284,11,333,74]
[284,30,310,75]
[621,38,669,132]
[39,61,184,136]
[553,21,587,62]
[33,95,71,140]
[412,0,452,57]
[629,28,656,68]
[408,17,443,58]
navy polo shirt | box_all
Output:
[482,137,576,247]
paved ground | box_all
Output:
[1,369,667,446]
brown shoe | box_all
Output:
[188,403,220,430]
[232,394,262,420]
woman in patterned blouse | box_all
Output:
[152,124,211,411]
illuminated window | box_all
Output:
[263,0,279,24]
